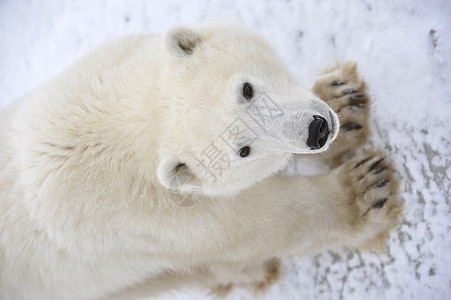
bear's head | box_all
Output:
[156,24,339,198]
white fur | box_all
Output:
[0,24,341,299]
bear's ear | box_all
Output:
[165,26,201,57]
[157,156,202,194]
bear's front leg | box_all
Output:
[198,152,402,293]
[293,152,403,252]
[311,62,370,165]
[236,152,402,256]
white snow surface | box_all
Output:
[1,0,450,299]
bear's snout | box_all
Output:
[307,115,330,150]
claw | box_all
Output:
[375,179,389,188]
[331,80,347,86]
[342,122,362,131]
[354,157,372,168]
[349,94,364,102]
[368,158,384,171]
[373,198,388,209]
[349,103,366,110]
[373,166,387,175]
[342,88,359,95]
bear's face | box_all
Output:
[157,24,339,197]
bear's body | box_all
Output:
[0,24,401,299]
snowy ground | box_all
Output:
[1,0,450,299]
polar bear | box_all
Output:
[0,23,402,299]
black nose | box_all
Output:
[307,115,329,150]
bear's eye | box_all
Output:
[239,146,251,158]
[242,83,254,100]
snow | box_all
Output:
[1,0,450,299]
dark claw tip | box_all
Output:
[354,157,372,168]
[368,158,384,171]
[331,80,347,86]
[375,179,389,188]
[342,88,359,95]
[373,198,388,209]
[349,94,364,101]
[348,95,366,105]
[342,122,362,131]
[349,103,366,111]
[373,166,387,175]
